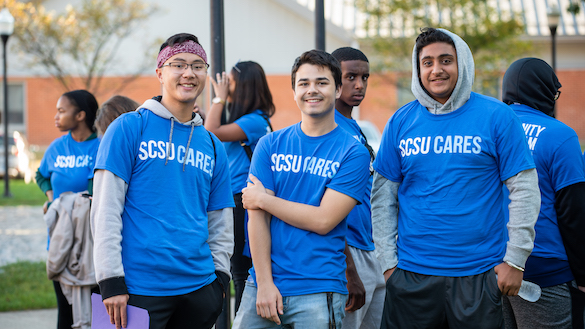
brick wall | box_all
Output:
[21,70,585,147]
[555,70,585,142]
[25,76,161,146]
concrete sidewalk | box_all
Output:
[0,205,48,266]
[0,309,57,329]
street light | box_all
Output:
[547,4,560,72]
[0,8,14,198]
[315,0,325,50]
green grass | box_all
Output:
[0,179,46,206]
[0,261,56,311]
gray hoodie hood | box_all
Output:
[411,28,475,114]
[139,98,203,171]
[140,98,203,126]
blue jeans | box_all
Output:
[233,278,347,329]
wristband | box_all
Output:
[212,97,225,105]
[505,260,525,272]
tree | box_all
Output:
[355,0,533,97]
[567,0,580,15]
[4,0,158,94]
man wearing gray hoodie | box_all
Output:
[91,33,234,329]
[371,27,540,328]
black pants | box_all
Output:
[381,268,503,329]
[569,283,585,329]
[231,192,252,312]
[53,281,73,329]
[127,279,224,329]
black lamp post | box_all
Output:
[315,0,325,50]
[547,4,560,72]
[210,2,230,328]
[0,8,14,198]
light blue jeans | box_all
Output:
[232,278,348,329]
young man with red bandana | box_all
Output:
[91,33,234,329]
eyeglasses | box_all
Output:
[162,62,209,74]
[553,90,561,101]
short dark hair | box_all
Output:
[228,61,275,123]
[415,27,455,62]
[159,33,200,52]
[291,49,342,90]
[62,90,99,133]
[95,95,139,135]
[331,47,369,63]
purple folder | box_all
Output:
[91,293,149,329]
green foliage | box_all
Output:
[0,261,56,311]
[355,0,533,75]
[567,1,580,15]
[4,0,159,94]
[0,178,46,206]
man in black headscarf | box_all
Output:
[502,57,585,329]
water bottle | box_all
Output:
[495,275,542,302]
[517,280,541,302]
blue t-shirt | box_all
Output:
[373,92,535,276]
[38,132,99,199]
[95,109,234,296]
[223,110,272,195]
[249,123,370,296]
[508,104,585,287]
[334,110,374,251]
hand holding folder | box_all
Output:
[91,293,149,329]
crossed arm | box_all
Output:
[243,174,359,323]
[242,175,358,235]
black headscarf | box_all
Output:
[502,58,561,117]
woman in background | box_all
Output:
[205,61,275,312]
[95,95,139,136]
[36,90,100,329]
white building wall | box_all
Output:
[7,0,583,76]
[9,0,355,77]
[527,37,585,69]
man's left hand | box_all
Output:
[494,262,523,296]
[242,175,267,210]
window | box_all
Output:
[0,83,25,132]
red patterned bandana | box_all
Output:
[157,40,207,68]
